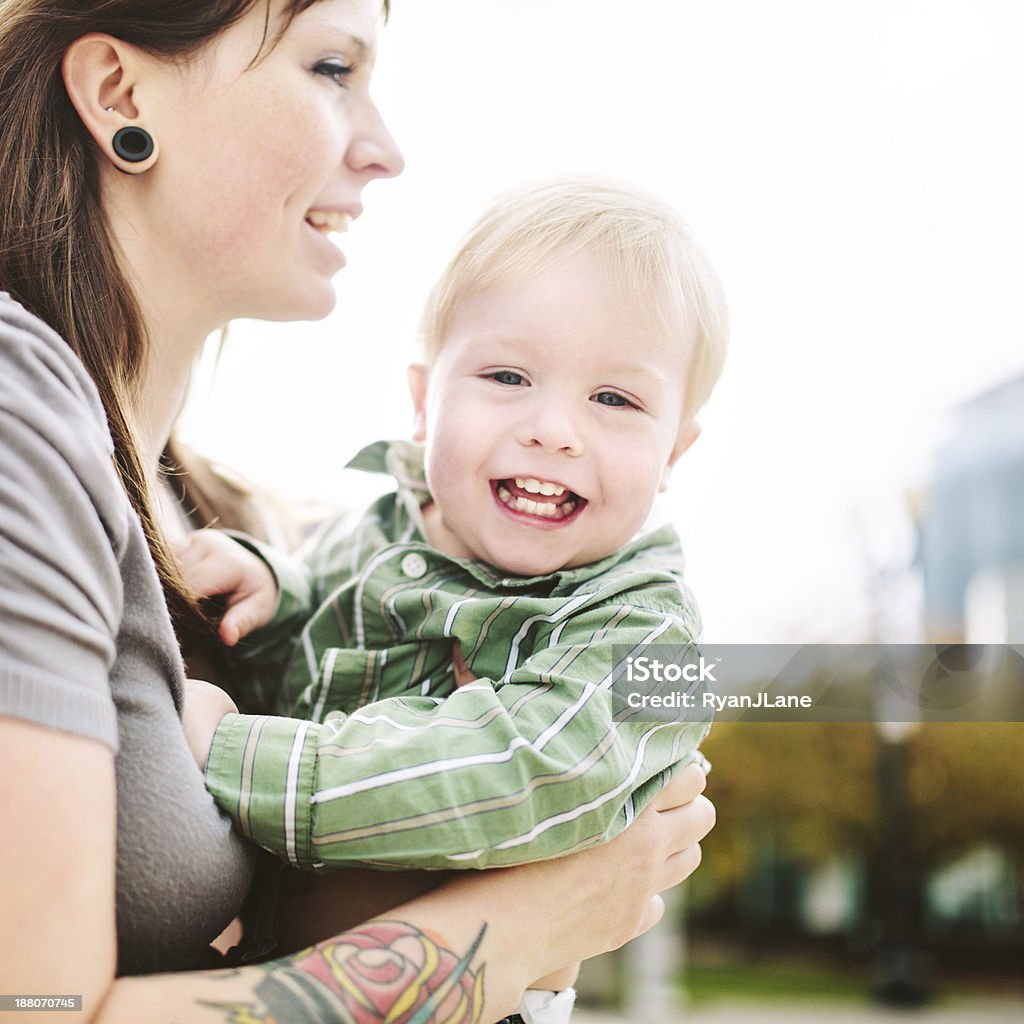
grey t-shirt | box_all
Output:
[0,294,255,974]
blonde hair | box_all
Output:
[419,177,729,417]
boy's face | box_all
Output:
[411,251,699,577]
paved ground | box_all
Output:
[574,1000,1024,1023]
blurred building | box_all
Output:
[920,373,1024,641]
[678,376,1024,1001]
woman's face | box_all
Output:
[133,0,403,327]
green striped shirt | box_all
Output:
[205,441,710,871]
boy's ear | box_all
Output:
[62,33,160,172]
[407,363,429,442]
[659,419,701,492]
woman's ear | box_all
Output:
[659,419,701,492]
[407,363,429,442]
[62,34,159,173]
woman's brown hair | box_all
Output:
[0,0,384,634]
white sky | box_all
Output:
[179,0,1024,643]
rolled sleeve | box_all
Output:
[205,712,319,869]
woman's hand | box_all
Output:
[530,962,581,992]
[266,760,713,1020]
[540,759,714,954]
[384,760,714,1018]
[181,679,237,771]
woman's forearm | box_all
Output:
[98,905,530,1024]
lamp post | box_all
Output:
[872,714,928,1005]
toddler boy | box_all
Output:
[184,178,728,1023]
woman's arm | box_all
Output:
[1,712,711,1023]
[0,719,117,1023]
[111,770,711,1024]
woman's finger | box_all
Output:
[630,895,666,940]
[661,842,704,889]
[659,793,716,849]
[649,761,707,811]
[644,795,714,894]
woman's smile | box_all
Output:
[118,0,402,329]
[303,216,349,271]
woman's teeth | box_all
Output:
[306,210,353,234]
[497,483,578,519]
[515,477,565,496]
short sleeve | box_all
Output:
[0,299,123,748]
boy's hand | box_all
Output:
[174,530,278,645]
[182,678,238,771]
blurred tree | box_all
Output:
[698,722,877,872]
[908,723,1024,862]
[691,721,1024,912]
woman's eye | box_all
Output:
[592,391,634,408]
[314,60,355,86]
[489,370,525,386]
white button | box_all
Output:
[401,552,428,579]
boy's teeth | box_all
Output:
[306,210,352,234]
[514,477,566,496]
[518,497,549,516]
[497,485,578,519]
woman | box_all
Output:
[0,1,715,1021]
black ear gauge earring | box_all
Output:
[112,125,155,163]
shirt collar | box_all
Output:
[345,439,681,590]
[346,438,430,499]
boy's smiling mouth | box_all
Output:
[491,477,586,522]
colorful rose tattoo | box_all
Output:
[203,920,486,1024]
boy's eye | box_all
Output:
[592,391,635,408]
[314,60,356,86]
[488,370,526,386]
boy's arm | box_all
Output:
[204,590,711,870]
